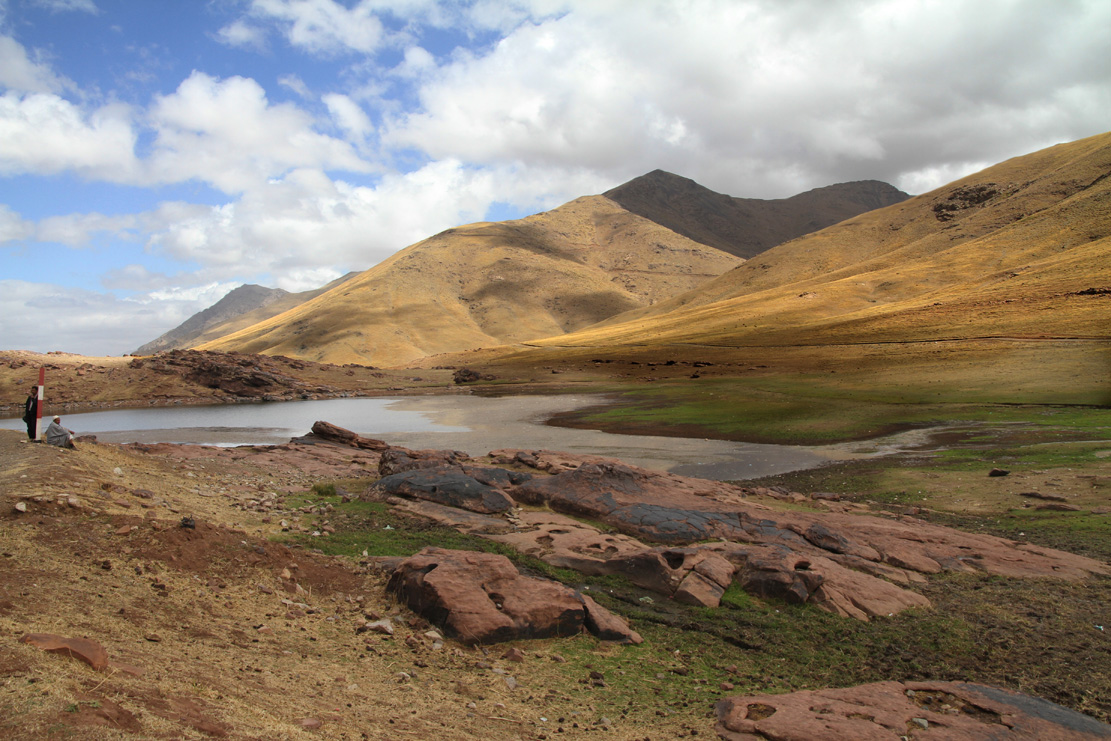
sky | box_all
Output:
[0,0,1108,357]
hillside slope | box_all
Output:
[197,196,742,365]
[536,132,1111,349]
[605,172,909,258]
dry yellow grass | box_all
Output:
[198,196,741,366]
[532,132,1111,351]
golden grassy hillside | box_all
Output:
[532,132,1111,349]
[197,196,741,365]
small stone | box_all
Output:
[361,619,394,636]
[988,468,1010,477]
[911,717,929,729]
[14,502,27,513]
[720,682,735,691]
[300,718,322,729]
[502,647,526,663]
[504,676,518,690]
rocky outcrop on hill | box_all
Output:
[129,349,337,400]
[715,680,1111,740]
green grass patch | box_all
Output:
[563,378,1111,444]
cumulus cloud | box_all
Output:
[143,161,507,282]
[381,0,1111,196]
[0,91,138,179]
[0,279,207,356]
[232,0,391,56]
[36,212,138,246]
[0,35,69,93]
[146,71,372,192]
[0,204,33,242]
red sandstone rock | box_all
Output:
[19,633,109,671]
[385,547,640,644]
[715,680,1111,740]
[308,420,389,451]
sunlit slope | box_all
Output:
[531,132,1111,349]
[197,196,741,365]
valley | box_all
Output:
[2,135,1109,740]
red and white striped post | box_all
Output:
[35,367,44,441]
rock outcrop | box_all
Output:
[385,547,642,645]
[715,680,1111,740]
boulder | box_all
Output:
[715,680,1111,740]
[385,547,639,644]
[308,421,388,451]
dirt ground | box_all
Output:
[0,431,702,741]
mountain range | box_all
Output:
[139,176,909,364]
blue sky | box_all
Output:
[1,0,1109,356]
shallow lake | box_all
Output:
[0,394,926,481]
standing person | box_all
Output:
[45,416,76,449]
[21,385,38,441]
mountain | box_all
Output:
[195,196,742,365]
[604,172,909,258]
[523,132,1111,351]
[134,273,357,355]
[184,173,907,366]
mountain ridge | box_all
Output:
[604,171,909,258]
[143,173,906,365]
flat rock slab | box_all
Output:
[373,469,515,514]
[20,633,109,671]
[716,680,1111,740]
[512,460,1109,582]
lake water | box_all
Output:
[0,394,907,481]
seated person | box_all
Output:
[45,416,76,449]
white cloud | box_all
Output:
[0,35,69,93]
[215,19,268,51]
[381,0,1111,196]
[240,0,390,55]
[29,0,97,13]
[146,71,371,192]
[324,93,373,142]
[0,279,204,356]
[35,212,137,246]
[277,73,311,99]
[0,91,138,179]
[0,204,33,242]
[143,162,500,281]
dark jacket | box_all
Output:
[23,394,37,422]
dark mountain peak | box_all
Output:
[604,172,910,259]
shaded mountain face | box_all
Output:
[135,284,290,355]
[528,132,1111,351]
[604,171,910,259]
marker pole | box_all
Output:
[35,367,44,441]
